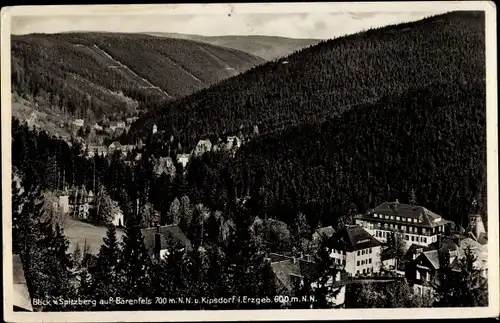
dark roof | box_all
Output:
[421,250,441,269]
[404,243,436,262]
[13,255,33,311]
[356,201,452,228]
[141,225,193,256]
[270,256,349,292]
[328,225,381,252]
[313,226,336,241]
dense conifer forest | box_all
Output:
[201,82,487,230]
[130,11,485,147]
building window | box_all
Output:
[411,236,415,242]
[396,216,400,221]
[369,258,372,264]
[416,271,420,280]
[374,214,378,218]
[357,251,360,256]
[390,216,395,220]
[413,219,417,223]
[357,261,360,266]
[356,270,360,275]
[407,218,411,222]
[423,228,427,234]
[369,248,372,254]
[389,224,393,229]
[343,259,346,265]
[363,268,366,274]
[402,225,406,231]
[405,235,409,240]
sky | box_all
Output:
[11,10,450,39]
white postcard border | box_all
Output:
[2,2,498,322]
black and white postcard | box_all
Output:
[1,2,498,322]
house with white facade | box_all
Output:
[141,224,193,260]
[354,200,452,248]
[176,153,191,168]
[327,225,382,277]
[269,253,348,308]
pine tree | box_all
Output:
[169,197,181,225]
[37,221,74,310]
[435,246,488,307]
[292,211,311,254]
[309,236,341,309]
[91,224,121,310]
[118,216,153,309]
[72,242,82,267]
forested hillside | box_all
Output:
[145,33,321,60]
[11,32,264,122]
[206,82,486,230]
[130,11,485,147]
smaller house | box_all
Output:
[73,119,84,127]
[193,139,213,157]
[327,225,383,277]
[126,117,139,124]
[87,145,108,158]
[226,136,242,150]
[405,234,489,297]
[153,156,176,177]
[13,254,33,312]
[58,194,70,214]
[176,153,191,168]
[93,123,103,131]
[269,253,348,308]
[109,141,121,150]
[313,226,336,244]
[141,224,193,260]
[111,210,124,227]
[25,112,37,127]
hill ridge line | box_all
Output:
[161,54,205,85]
[92,44,173,99]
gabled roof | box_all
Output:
[270,256,349,292]
[313,226,336,242]
[13,255,33,311]
[141,225,193,257]
[421,250,441,269]
[328,225,381,252]
[358,201,452,228]
[109,141,121,148]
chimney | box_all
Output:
[154,233,161,255]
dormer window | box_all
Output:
[374,213,378,218]
[385,215,389,219]
[390,216,395,220]
[396,216,400,221]
[413,219,417,223]
[407,218,411,222]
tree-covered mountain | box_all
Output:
[11,32,264,122]
[144,33,321,60]
[129,11,485,148]
[215,82,486,230]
